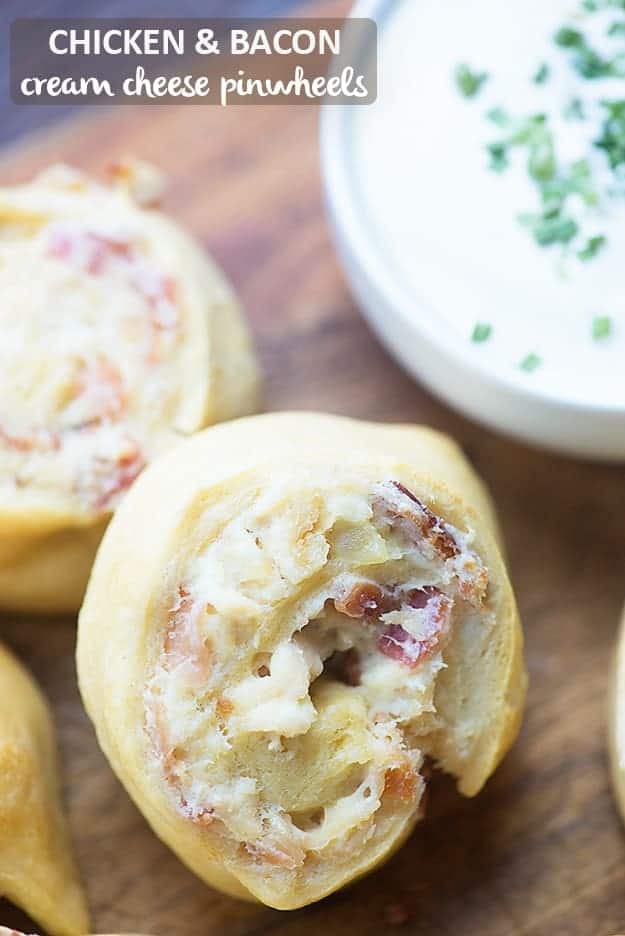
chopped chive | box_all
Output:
[520,353,542,373]
[564,97,585,121]
[487,142,509,172]
[519,212,579,246]
[578,235,607,260]
[554,26,585,48]
[454,63,489,98]
[487,106,509,127]
[592,315,612,339]
[533,62,550,84]
[471,322,493,343]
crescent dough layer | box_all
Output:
[0,163,260,613]
[609,605,625,823]
[0,644,89,936]
[77,412,526,909]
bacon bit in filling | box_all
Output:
[331,581,454,670]
[91,441,146,511]
[181,800,215,826]
[47,228,132,274]
[334,581,388,618]
[373,480,460,561]
[147,698,216,825]
[216,696,235,717]
[377,589,452,668]
[0,424,60,453]
[243,839,305,870]
[163,585,213,686]
[72,356,127,426]
[147,698,181,785]
[46,226,180,362]
[384,763,421,802]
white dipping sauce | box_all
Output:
[353,0,625,407]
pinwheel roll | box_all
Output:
[0,163,259,613]
[0,643,89,936]
[77,412,526,910]
[609,605,625,823]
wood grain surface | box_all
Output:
[2,5,625,933]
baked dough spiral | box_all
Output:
[0,163,259,613]
[609,605,625,824]
[77,412,526,909]
[0,643,89,936]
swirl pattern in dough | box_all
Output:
[0,163,260,612]
[77,412,526,909]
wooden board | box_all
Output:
[3,8,625,933]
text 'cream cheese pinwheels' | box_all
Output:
[0,643,89,936]
[77,412,526,910]
[0,162,260,613]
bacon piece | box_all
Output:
[216,696,234,717]
[91,441,146,511]
[181,799,215,826]
[145,697,180,785]
[373,480,460,561]
[244,839,305,870]
[72,356,127,425]
[163,585,213,686]
[377,590,453,668]
[384,763,420,802]
[405,585,441,609]
[0,424,60,453]
[334,582,389,618]
[147,696,216,824]
[47,228,130,274]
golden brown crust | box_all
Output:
[0,644,90,936]
[609,604,625,823]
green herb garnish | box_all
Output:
[487,106,509,127]
[520,353,542,373]
[533,62,551,83]
[454,63,489,98]
[595,99,625,169]
[471,322,493,343]
[519,212,579,246]
[564,97,585,120]
[578,235,607,260]
[487,142,509,172]
[592,315,613,339]
[555,24,625,78]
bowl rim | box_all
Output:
[321,0,625,418]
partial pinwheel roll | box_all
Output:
[77,412,526,909]
[0,643,89,936]
[0,162,260,613]
[0,931,147,936]
[609,605,625,822]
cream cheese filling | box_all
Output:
[144,478,488,871]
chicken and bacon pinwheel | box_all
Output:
[0,163,259,612]
[77,412,526,909]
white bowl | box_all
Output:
[321,0,625,461]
